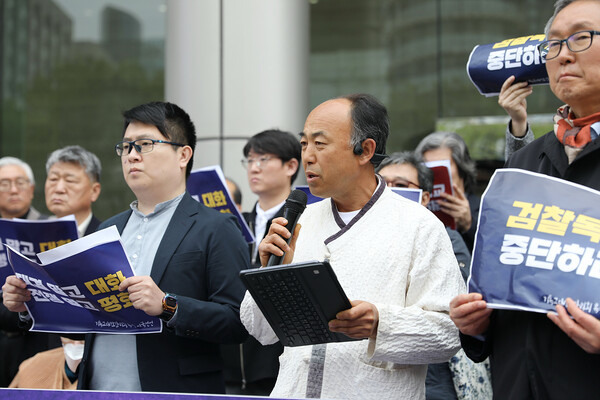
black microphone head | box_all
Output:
[285,189,308,211]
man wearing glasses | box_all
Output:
[451,1,600,398]
[0,157,44,221]
[241,130,301,266]
[4,101,250,394]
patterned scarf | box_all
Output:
[554,105,600,163]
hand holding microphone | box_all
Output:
[259,190,308,267]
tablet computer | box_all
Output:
[240,260,361,346]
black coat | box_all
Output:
[78,193,249,393]
[462,132,600,400]
[243,202,285,267]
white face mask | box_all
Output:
[63,342,85,362]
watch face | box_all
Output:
[163,294,177,313]
[164,294,177,308]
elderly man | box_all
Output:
[0,157,45,221]
[241,94,464,400]
[451,1,600,398]
[44,146,102,237]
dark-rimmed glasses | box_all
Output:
[384,177,420,189]
[539,30,600,60]
[115,139,185,156]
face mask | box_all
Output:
[63,342,84,361]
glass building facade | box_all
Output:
[1,0,166,217]
[1,0,562,215]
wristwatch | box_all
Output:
[159,293,178,322]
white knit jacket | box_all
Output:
[241,182,465,400]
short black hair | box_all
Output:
[342,93,389,167]
[243,129,302,184]
[122,101,197,178]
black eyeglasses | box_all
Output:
[115,138,185,156]
[539,30,600,60]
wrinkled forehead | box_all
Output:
[47,161,86,175]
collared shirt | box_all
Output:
[77,212,93,238]
[89,193,184,392]
[253,200,284,260]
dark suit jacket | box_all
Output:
[84,215,101,236]
[78,192,250,393]
[222,204,284,392]
[243,202,285,266]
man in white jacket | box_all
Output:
[240,93,465,400]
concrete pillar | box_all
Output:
[166,0,309,210]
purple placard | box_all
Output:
[390,187,422,204]
[470,169,600,317]
[0,388,293,400]
[6,227,161,334]
[467,34,548,97]
[187,166,254,243]
[0,217,78,288]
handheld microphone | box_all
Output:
[266,189,308,267]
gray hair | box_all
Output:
[415,131,477,194]
[544,0,588,36]
[0,157,35,186]
[46,146,102,183]
[376,151,434,193]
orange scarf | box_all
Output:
[554,105,600,163]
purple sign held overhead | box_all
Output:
[467,34,548,97]
[6,226,161,334]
